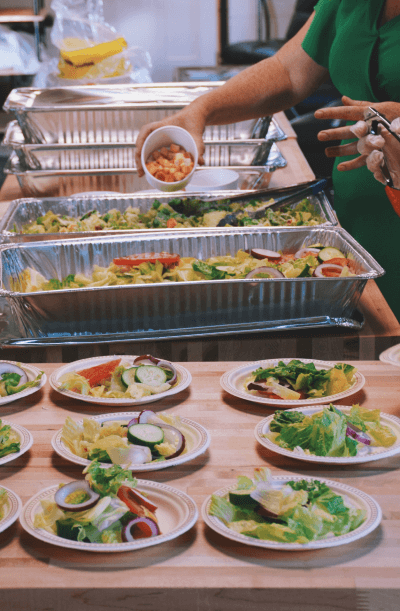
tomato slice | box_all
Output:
[78,358,121,387]
[117,485,158,516]
[113,252,180,267]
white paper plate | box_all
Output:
[220,358,365,408]
[255,405,400,464]
[379,344,400,368]
[20,479,198,552]
[50,355,191,406]
[52,411,210,471]
[0,420,33,466]
[0,362,46,407]
[202,474,382,551]
[0,486,22,533]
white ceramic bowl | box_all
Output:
[141,126,198,192]
[188,168,239,191]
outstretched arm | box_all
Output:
[135,13,329,175]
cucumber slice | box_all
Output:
[127,423,164,449]
[121,367,138,387]
[318,247,346,262]
[229,488,258,509]
[135,365,167,387]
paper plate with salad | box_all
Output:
[379,343,400,368]
[0,361,45,406]
[50,354,191,406]
[220,358,365,407]
[52,409,210,472]
[19,461,198,552]
[0,419,33,466]
[255,404,400,464]
[0,486,22,534]
[202,468,381,550]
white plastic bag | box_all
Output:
[40,0,152,84]
[0,25,41,75]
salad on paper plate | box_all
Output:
[22,461,198,551]
[33,461,162,545]
[58,409,208,469]
[259,404,399,462]
[203,468,381,550]
[0,488,8,521]
[0,361,44,401]
[245,359,357,401]
[0,486,22,533]
[0,419,21,459]
[50,354,191,406]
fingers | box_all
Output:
[324,141,358,158]
[356,134,385,155]
[337,155,368,171]
[318,126,358,141]
[135,123,160,177]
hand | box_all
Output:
[363,120,400,189]
[135,106,207,177]
[314,96,400,172]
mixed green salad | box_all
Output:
[34,461,161,544]
[14,245,358,294]
[209,468,366,544]
[0,488,8,521]
[19,197,323,234]
[245,359,356,400]
[0,419,20,459]
[266,404,397,457]
[0,363,44,398]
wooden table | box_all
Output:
[1,112,399,363]
[1,360,400,610]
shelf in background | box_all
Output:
[0,8,47,23]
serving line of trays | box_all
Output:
[3,83,286,145]
[0,226,383,347]
[2,83,287,197]
[0,180,338,243]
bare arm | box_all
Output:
[135,13,328,174]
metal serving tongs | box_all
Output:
[365,107,400,217]
[212,178,329,226]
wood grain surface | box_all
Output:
[1,360,400,610]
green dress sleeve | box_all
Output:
[301,0,342,68]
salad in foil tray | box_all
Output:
[208,468,366,544]
[14,245,361,294]
[266,404,397,457]
[34,461,161,544]
[19,197,323,234]
[245,359,357,401]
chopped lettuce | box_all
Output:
[268,404,396,457]
[209,470,366,544]
[0,419,20,458]
[83,461,136,497]
[0,487,8,520]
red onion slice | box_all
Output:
[127,416,139,427]
[346,423,371,445]
[245,267,284,279]
[138,410,158,424]
[294,247,321,259]
[313,263,344,278]
[250,248,281,260]
[134,354,160,366]
[159,423,186,459]
[54,480,100,511]
[155,360,178,385]
[121,517,160,541]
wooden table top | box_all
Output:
[1,360,400,610]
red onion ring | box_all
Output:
[313,263,344,278]
[294,247,320,259]
[121,517,160,541]
[245,267,284,279]
[250,248,281,260]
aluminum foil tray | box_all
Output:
[0,227,384,343]
[4,144,286,197]
[4,135,279,172]
[3,83,285,145]
[0,181,338,243]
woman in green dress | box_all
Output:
[135,0,400,320]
